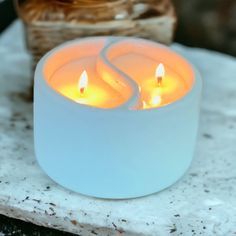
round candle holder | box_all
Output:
[34,37,202,199]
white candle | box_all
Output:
[34,37,202,199]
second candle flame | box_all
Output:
[155,63,165,87]
[78,70,88,94]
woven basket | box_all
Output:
[16,0,176,72]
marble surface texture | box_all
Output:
[0,21,236,236]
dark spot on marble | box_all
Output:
[204,189,210,193]
[107,214,110,217]
[22,196,29,202]
[189,173,198,177]
[25,124,32,130]
[49,207,55,212]
[121,219,127,222]
[203,133,213,139]
[203,226,206,229]
[71,220,77,225]
[208,207,212,210]
[91,230,98,235]
[32,199,41,204]
[170,227,177,233]
[9,89,33,104]
[112,222,125,233]
[174,214,180,217]
[112,222,117,228]
[49,203,56,207]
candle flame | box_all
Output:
[155,63,165,86]
[78,70,88,94]
[151,95,162,107]
[142,101,147,109]
[142,95,162,109]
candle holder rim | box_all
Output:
[35,36,202,113]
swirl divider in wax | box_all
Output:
[96,37,140,110]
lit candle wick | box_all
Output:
[78,70,88,95]
[155,63,165,87]
[80,87,85,94]
[157,76,162,87]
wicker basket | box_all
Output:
[16,0,176,72]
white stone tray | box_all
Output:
[0,21,236,236]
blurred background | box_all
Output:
[0,0,235,56]
[173,0,236,56]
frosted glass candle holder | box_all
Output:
[34,37,202,199]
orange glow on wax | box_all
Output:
[140,66,187,108]
[110,52,191,109]
[45,40,194,110]
[57,68,125,108]
[59,81,121,107]
[48,54,130,108]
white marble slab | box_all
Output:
[0,21,236,236]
